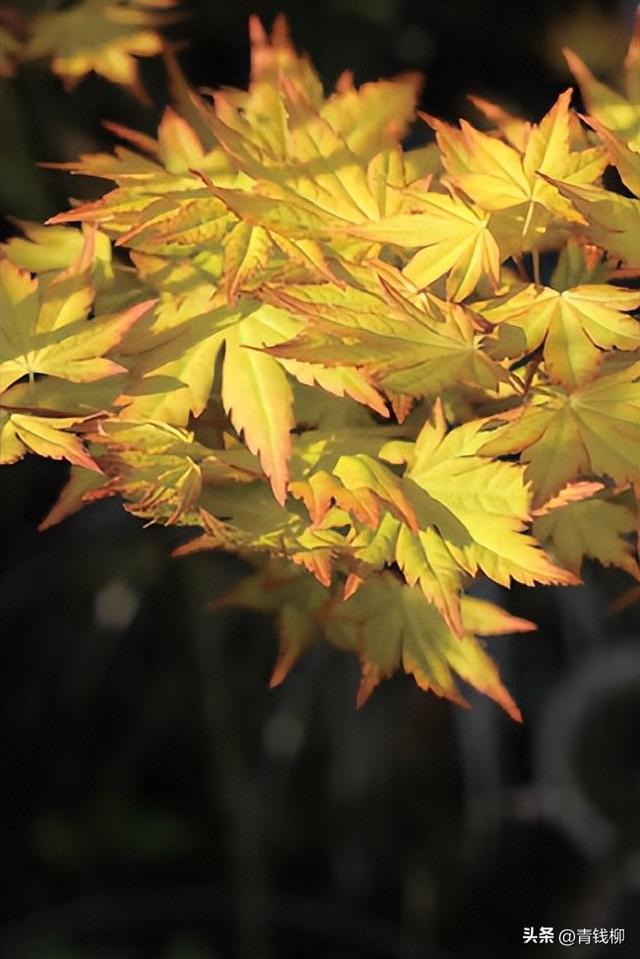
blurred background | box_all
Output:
[1,1,639,957]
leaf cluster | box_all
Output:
[1,13,639,718]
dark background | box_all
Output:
[1,1,639,957]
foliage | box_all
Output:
[1,11,639,719]
[1,0,181,93]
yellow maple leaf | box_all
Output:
[564,10,640,150]
[539,178,640,269]
[423,91,607,251]
[534,492,640,580]
[479,362,640,506]
[0,257,152,392]
[24,0,181,94]
[0,410,100,471]
[480,282,640,389]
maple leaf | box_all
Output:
[202,83,381,225]
[201,176,359,250]
[39,421,263,531]
[221,564,529,720]
[262,278,510,398]
[214,14,421,165]
[38,464,108,531]
[285,405,575,634]
[286,423,417,532]
[582,116,640,197]
[0,410,101,471]
[346,190,504,301]
[89,419,274,523]
[479,362,640,506]
[2,221,111,277]
[24,0,182,95]
[52,182,235,257]
[105,289,297,503]
[423,91,607,250]
[381,404,577,602]
[479,282,640,389]
[245,13,324,107]
[545,178,640,268]
[564,11,640,150]
[549,237,610,290]
[221,221,272,303]
[112,291,232,423]
[533,492,640,580]
[1,221,143,317]
[468,95,532,152]
[0,374,127,419]
[46,108,239,261]
[221,319,294,506]
[281,359,388,419]
[175,477,348,579]
[211,561,330,687]
[322,72,421,163]
[349,516,468,636]
[115,194,235,257]
[330,575,528,719]
[84,419,206,524]
[0,257,153,392]
[106,275,386,505]
[289,430,464,634]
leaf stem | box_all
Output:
[513,255,528,283]
[532,248,541,287]
[523,349,543,394]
